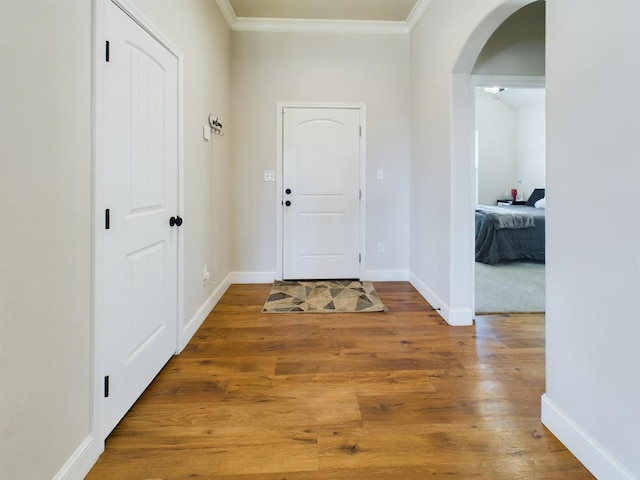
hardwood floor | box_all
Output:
[86,282,594,479]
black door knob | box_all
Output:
[285,200,292,207]
[175,216,183,226]
[285,188,292,195]
[170,216,177,226]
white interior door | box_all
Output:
[282,107,361,280]
[97,0,179,436]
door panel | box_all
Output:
[98,0,179,436]
[283,108,361,280]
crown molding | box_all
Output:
[233,17,409,34]
[216,0,237,28]
[407,0,433,31]
[216,0,432,34]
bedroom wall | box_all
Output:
[475,90,518,205]
[132,0,233,341]
[0,1,95,478]
[476,88,545,205]
[543,0,640,477]
[230,31,411,280]
[515,99,545,200]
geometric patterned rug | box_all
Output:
[261,280,388,313]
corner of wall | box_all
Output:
[180,273,233,352]
[409,271,474,326]
[52,435,102,480]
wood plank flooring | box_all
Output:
[86,282,594,479]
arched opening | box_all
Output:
[449,0,544,319]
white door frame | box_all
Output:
[469,74,545,317]
[92,0,184,440]
[275,102,367,280]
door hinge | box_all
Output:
[359,189,362,200]
[359,126,362,137]
[105,40,110,62]
[359,253,362,264]
[104,375,110,398]
[105,209,110,230]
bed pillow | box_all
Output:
[535,197,546,208]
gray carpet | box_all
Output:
[475,260,545,314]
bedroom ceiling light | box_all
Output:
[484,86,507,100]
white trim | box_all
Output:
[230,270,409,284]
[472,74,545,88]
[232,17,408,34]
[275,102,367,281]
[230,271,278,284]
[410,271,474,326]
[52,435,102,480]
[214,0,237,28]
[92,0,184,441]
[406,0,433,31]
[180,273,232,352]
[214,0,432,34]
[541,395,636,480]
[362,269,410,282]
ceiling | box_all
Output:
[216,0,430,33]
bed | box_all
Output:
[475,189,545,264]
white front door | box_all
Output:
[282,107,361,280]
[97,0,180,436]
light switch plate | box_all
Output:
[264,170,276,182]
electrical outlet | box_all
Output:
[264,170,276,182]
[377,242,385,253]
[203,265,210,284]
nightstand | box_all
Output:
[497,200,527,206]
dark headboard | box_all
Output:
[526,188,545,206]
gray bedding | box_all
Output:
[475,204,545,264]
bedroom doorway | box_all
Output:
[473,83,546,315]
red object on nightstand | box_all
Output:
[511,189,517,202]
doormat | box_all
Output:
[261,280,388,313]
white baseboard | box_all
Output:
[409,271,473,326]
[53,434,102,480]
[179,273,232,352]
[362,269,409,281]
[541,394,636,480]
[230,271,278,284]
[229,270,410,283]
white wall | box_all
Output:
[543,1,640,478]
[472,0,545,76]
[515,99,545,199]
[230,31,411,280]
[410,0,535,324]
[1,1,233,478]
[476,90,518,205]
[131,0,233,340]
[476,88,545,204]
[0,1,94,478]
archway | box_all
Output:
[449,0,540,319]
